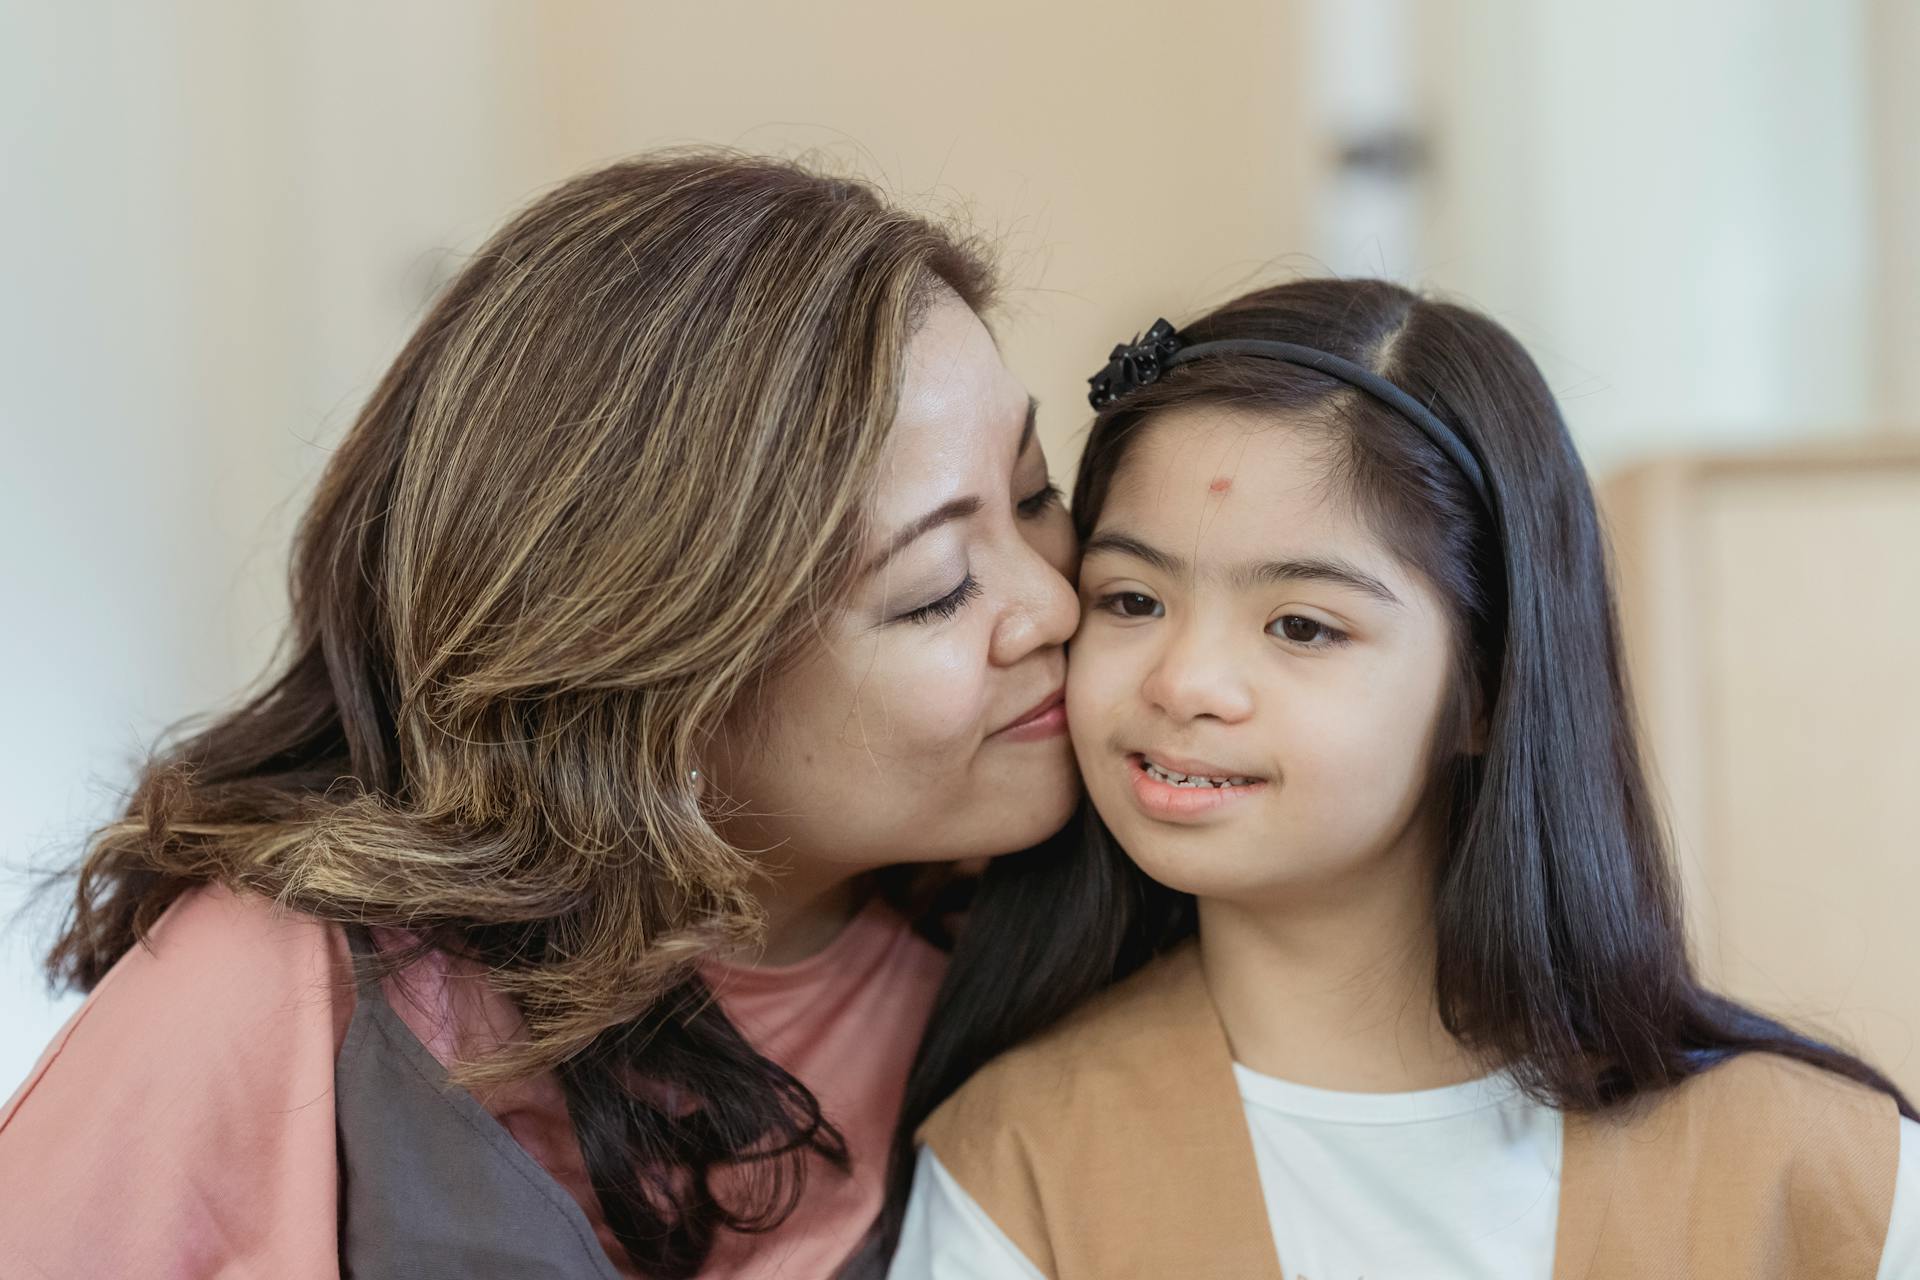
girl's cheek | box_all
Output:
[1071,629,1142,689]
[1064,644,1108,721]
[1288,692,1433,815]
[1069,601,1099,645]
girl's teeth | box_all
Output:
[1143,760,1257,788]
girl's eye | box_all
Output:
[1097,591,1163,619]
[1269,615,1348,647]
[1016,482,1064,519]
[900,575,982,625]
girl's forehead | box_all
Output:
[1095,409,1412,575]
[1106,409,1344,523]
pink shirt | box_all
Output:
[0,884,946,1279]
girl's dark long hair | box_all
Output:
[45,151,993,1278]
[846,276,1914,1275]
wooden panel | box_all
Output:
[1603,447,1920,1100]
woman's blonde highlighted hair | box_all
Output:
[49,150,994,1273]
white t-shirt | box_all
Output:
[888,1065,1920,1279]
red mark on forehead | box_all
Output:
[1208,476,1233,495]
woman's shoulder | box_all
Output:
[6,883,352,1121]
[130,880,347,992]
[3,884,353,1127]
[0,884,352,1276]
[94,884,348,1049]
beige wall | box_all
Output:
[1605,447,1920,1099]
[491,1,1318,470]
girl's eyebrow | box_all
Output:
[1081,530,1403,607]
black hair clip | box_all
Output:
[1087,317,1181,409]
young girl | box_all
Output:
[877,279,1920,1278]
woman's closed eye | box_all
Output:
[891,483,1058,627]
[899,574,983,625]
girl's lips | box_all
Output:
[993,689,1068,742]
[1125,752,1268,821]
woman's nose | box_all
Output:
[990,534,1079,666]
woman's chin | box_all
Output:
[949,753,1083,859]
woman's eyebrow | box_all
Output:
[862,399,1041,579]
[866,496,984,577]
[1081,531,1403,607]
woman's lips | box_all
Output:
[993,688,1068,742]
[1125,752,1269,820]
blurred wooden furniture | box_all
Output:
[1602,441,1920,1101]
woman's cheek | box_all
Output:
[855,633,990,764]
[916,655,992,758]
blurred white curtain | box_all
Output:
[0,2,541,1090]
[1415,0,1886,473]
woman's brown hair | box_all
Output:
[47,150,992,1275]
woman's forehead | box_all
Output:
[867,300,1030,525]
[894,297,1025,446]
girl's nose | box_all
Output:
[1140,624,1255,724]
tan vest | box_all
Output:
[921,946,1898,1279]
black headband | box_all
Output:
[1086,318,1493,512]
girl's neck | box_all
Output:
[1197,829,1483,1094]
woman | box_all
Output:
[0,151,1079,1279]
